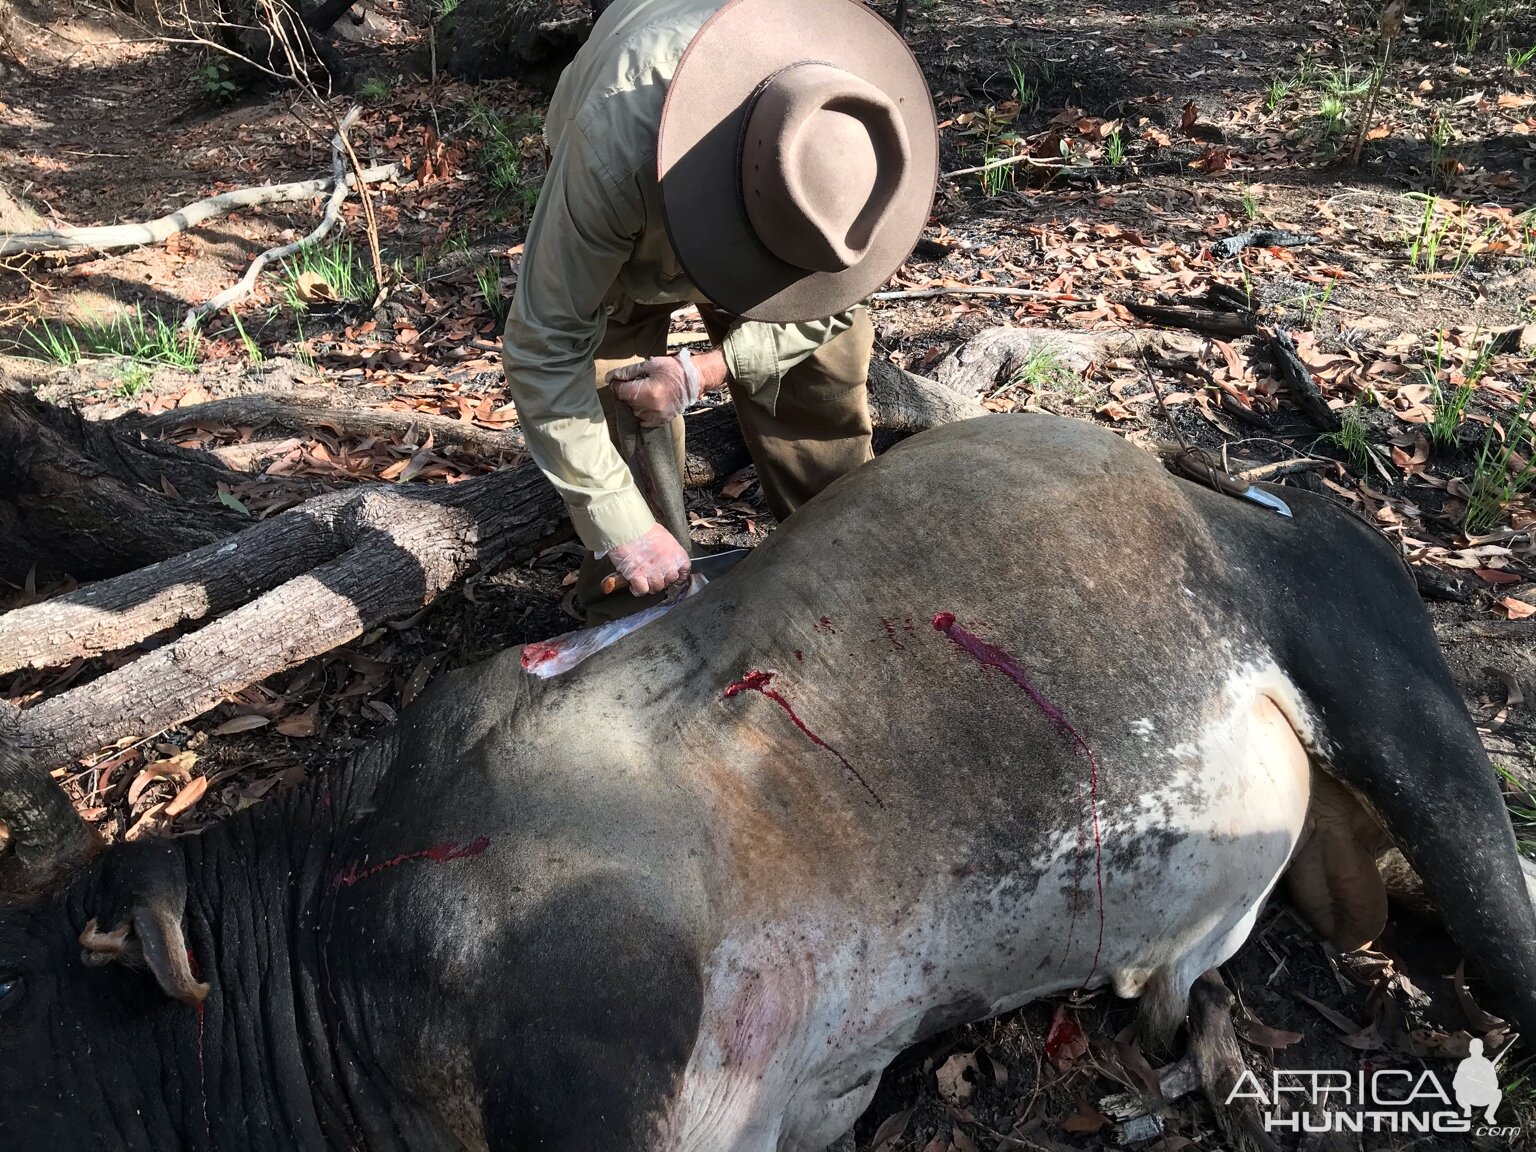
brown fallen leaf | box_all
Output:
[275,706,319,738]
[1294,991,1366,1036]
[1061,1102,1111,1134]
[1113,1030,1164,1098]
[720,467,756,499]
[869,1107,914,1152]
[127,750,197,807]
[165,775,208,818]
[401,652,447,710]
[936,1051,979,1106]
[1234,1010,1304,1050]
[295,269,336,304]
[950,1128,978,1152]
[125,801,169,841]
[1475,567,1521,585]
[1500,596,1536,619]
[212,714,271,735]
[1045,1005,1088,1071]
[1451,961,1507,1033]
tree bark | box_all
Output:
[134,391,526,461]
[1,357,983,772]
[0,387,248,586]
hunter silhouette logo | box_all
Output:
[1453,1038,1505,1125]
[1228,1039,1522,1139]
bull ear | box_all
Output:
[79,840,208,1005]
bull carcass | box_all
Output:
[1,414,1532,1151]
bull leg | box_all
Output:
[477,879,704,1152]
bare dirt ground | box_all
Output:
[4,0,1536,1146]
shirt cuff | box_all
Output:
[570,484,656,555]
[720,324,782,413]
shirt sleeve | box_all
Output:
[719,310,859,410]
[501,123,655,554]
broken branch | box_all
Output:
[1270,326,1342,432]
[184,107,366,327]
[0,161,404,258]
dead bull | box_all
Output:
[0,413,1532,1152]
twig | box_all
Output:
[0,161,403,257]
[184,109,365,328]
[870,286,1080,302]
[332,109,385,303]
[1238,458,1330,481]
[941,153,1067,179]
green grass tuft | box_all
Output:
[1323,405,1373,471]
[277,239,378,310]
[1466,388,1536,536]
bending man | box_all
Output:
[502,0,936,621]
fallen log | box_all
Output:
[1,358,983,771]
[135,391,527,460]
[0,387,248,585]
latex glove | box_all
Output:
[607,350,703,428]
[606,523,691,595]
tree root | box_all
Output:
[1,359,982,771]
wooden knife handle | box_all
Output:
[600,572,628,596]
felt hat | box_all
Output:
[658,0,937,322]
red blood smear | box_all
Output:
[335,836,493,888]
[793,650,804,661]
[932,612,1105,982]
[723,670,882,806]
[814,615,836,633]
[520,641,562,670]
[187,948,211,1148]
[879,618,907,650]
[1044,1004,1087,1071]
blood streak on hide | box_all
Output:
[189,948,211,1150]
[333,837,493,888]
[723,670,883,807]
[932,612,1105,980]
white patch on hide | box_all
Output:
[666,657,1324,1152]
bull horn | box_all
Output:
[0,726,95,894]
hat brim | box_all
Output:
[658,0,937,323]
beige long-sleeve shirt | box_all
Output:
[501,0,855,553]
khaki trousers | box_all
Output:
[576,302,875,622]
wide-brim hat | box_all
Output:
[658,0,937,323]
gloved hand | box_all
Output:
[606,523,691,595]
[607,351,703,428]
